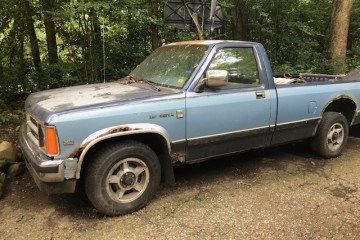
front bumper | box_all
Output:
[19,124,76,193]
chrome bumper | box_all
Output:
[19,124,76,193]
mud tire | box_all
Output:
[312,112,349,158]
[85,141,161,216]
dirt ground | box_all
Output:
[1,136,360,240]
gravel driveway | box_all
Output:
[1,137,360,240]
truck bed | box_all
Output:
[274,70,360,84]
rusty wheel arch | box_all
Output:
[77,132,175,185]
[322,96,357,125]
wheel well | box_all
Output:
[324,98,356,125]
[79,133,170,182]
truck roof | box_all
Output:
[167,40,257,46]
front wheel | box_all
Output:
[85,141,161,216]
[311,112,349,158]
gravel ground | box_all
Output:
[1,137,360,240]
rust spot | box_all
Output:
[170,40,220,45]
[67,126,138,159]
[68,147,82,158]
[171,151,186,164]
[173,40,207,45]
[100,126,134,137]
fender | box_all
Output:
[321,94,358,125]
[75,123,172,178]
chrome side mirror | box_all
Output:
[206,70,229,88]
[194,70,228,93]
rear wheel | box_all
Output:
[85,141,161,216]
[312,112,349,158]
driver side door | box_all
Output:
[185,46,274,161]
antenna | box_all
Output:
[102,18,106,83]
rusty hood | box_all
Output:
[25,81,173,122]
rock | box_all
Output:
[0,172,6,198]
[0,160,8,172]
[7,163,25,179]
[0,141,17,162]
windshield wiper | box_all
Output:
[121,75,161,91]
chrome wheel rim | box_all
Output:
[327,123,344,152]
[106,158,149,203]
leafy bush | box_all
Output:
[0,110,25,127]
[0,98,25,127]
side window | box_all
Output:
[208,47,260,89]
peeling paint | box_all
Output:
[73,123,173,178]
[171,151,186,163]
[101,126,135,135]
[25,81,178,120]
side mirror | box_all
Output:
[194,70,228,93]
[206,70,229,88]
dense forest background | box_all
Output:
[0,0,359,105]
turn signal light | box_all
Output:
[43,126,59,156]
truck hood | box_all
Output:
[25,81,176,122]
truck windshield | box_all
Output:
[130,44,209,89]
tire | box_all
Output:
[85,140,161,216]
[311,112,349,158]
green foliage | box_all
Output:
[0,109,25,127]
[0,113,11,126]
[0,99,6,113]
[0,0,359,105]
[223,0,334,74]
[347,1,360,71]
[0,97,25,127]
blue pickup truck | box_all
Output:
[20,40,360,215]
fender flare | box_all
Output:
[75,123,172,178]
[321,94,358,124]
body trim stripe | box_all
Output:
[275,117,321,127]
[185,117,321,143]
[187,126,269,142]
[171,139,186,144]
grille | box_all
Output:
[26,114,44,148]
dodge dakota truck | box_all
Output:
[20,40,360,216]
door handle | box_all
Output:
[255,91,266,99]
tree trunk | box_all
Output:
[231,0,245,40]
[21,0,42,75]
[0,54,2,73]
[329,0,354,74]
[150,0,160,50]
[16,21,28,91]
[41,0,58,65]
